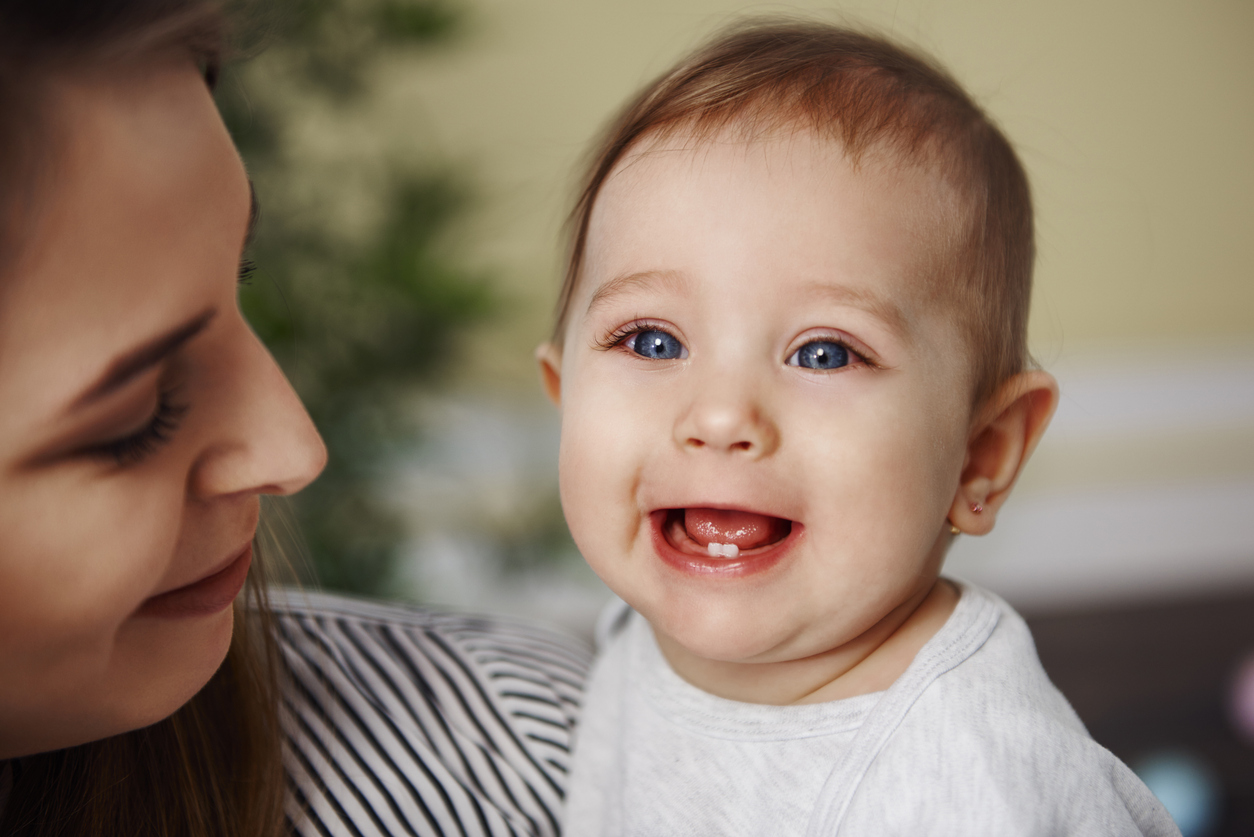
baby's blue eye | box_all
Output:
[630,329,686,360]
[789,340,849,370]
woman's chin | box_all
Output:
[109,604,236,731]
[3,607,234,758]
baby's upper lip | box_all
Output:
[647,500,797,523]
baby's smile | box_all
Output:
[650,507,801,575]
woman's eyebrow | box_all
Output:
[71,308,217,410]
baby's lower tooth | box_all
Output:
[725,544,740,558]
[707,542,721,557]
[705,542,740,558]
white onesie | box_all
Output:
[565,581,1179,836]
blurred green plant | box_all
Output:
[217,0,493,595]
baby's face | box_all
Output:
[550,130,975,669]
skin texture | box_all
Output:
[0,58,326,758]
[539,130,1056,705]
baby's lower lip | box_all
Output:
[649,510,802,578]
[136,543,252,620]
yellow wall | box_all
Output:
[375,0,1254,389]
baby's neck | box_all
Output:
[653,578,959,705]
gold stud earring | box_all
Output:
[949,521,961,535]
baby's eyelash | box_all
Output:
[593,320,674,352]
[787,332,881,372]
[86,392,189,467]
[820,336,865,363]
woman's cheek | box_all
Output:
[63,469,184,623]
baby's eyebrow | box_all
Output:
[586,269,688,314]
[803,282,910,337]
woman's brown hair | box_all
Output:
[554,20,1035,406]
[0,3,287,834]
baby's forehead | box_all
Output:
[614,121,959,192]
[584,126,967,307]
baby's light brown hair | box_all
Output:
[553,20,1034,406]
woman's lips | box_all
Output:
[650,509,802,577]
[136,543,252,620]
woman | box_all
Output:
[0,2,587,834]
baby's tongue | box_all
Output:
[683,508,789,550]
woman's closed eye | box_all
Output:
[80,390,188,467]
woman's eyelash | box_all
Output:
[86,393,189,467]
[237,257,257,286]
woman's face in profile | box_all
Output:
[0,58,326,758]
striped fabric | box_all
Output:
[271,590,592,837]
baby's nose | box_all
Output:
[674,392,779,458]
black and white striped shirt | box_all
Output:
[273,590,592,837]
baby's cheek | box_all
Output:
[556,454,630,599]
[557,387,650,576]
[557,420,618,554]
[876,412,966,532]
[806,407,952,542]
[557,439,599,543]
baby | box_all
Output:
[536,21,1178,836]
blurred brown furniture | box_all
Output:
[1026,587,1254,835]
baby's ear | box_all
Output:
[949,370,1058,535]
[535,343,563,407]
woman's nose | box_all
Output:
[673,379,779,458]
[190,328,327,500]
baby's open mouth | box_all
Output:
[663,508,793,559]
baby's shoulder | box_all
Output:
[924,594,1085,730]
[839,589,1177,836]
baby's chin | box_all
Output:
[643,599,817,667]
